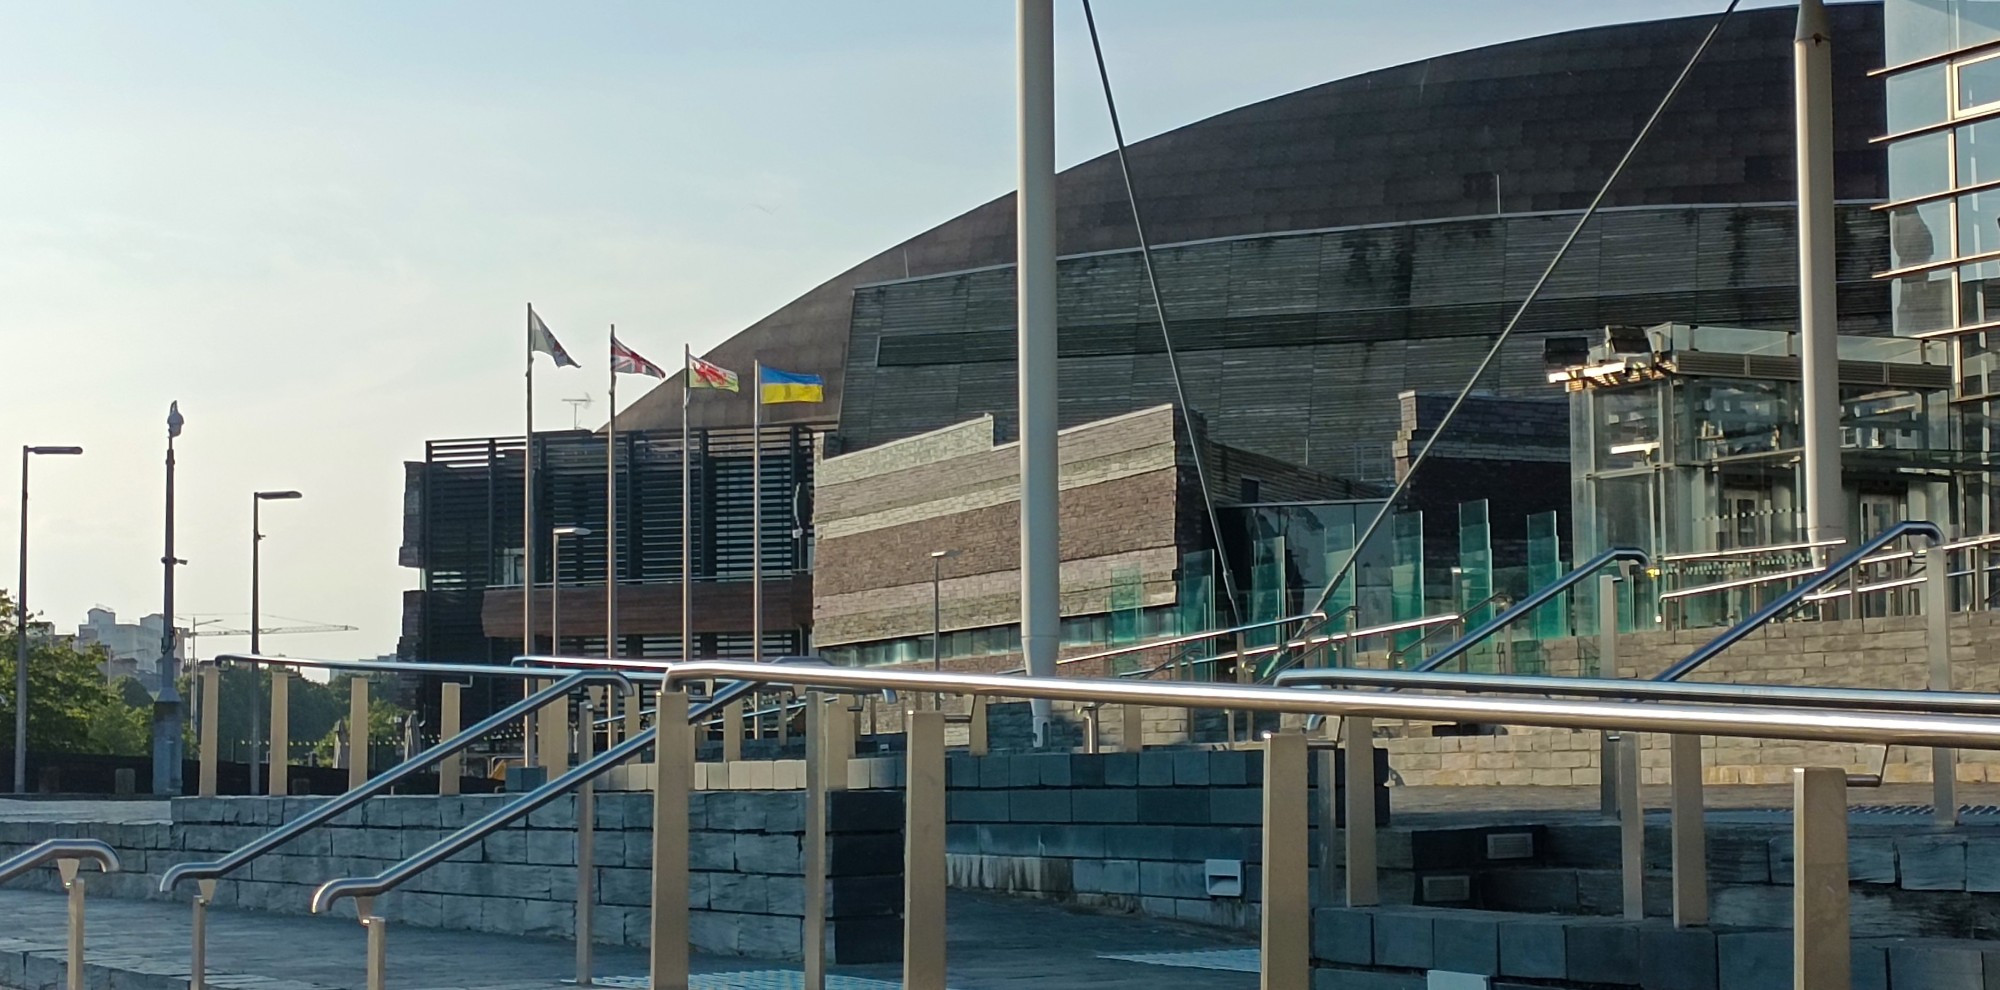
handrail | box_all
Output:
[236,654,664,683]
[311,675,768,915]
[1136,611,1455,681]
[1411,546,1650,674]
[1042,611,1326,672]
[0,839,120,885]
[648,661,2000,749]
[160,668,634,893]
[1273,666,2000,717]
[1387,591,1512,667]
[1655,520,1945,682]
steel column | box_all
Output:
[1015,0,1060,746]
[1619,732,1643,919]
[364,913,387,990]
[439,683,462,797]
[1928,543,1956,826]
[1599,573,1620,819]
[198,667,220,797]
[348,677,369,791]
[1315,745,1339,908]
[1261,730,1309,990]
[190,880,215,990]
[904,710,947,990]
[575,696,596,986]
[1795,0,1845,547]
[1344,716,1377,907]
[59,859,83,990]
[1669,733,1707,927]
[650,691,691,990]
[268,672,290,797]
[1794,766,1850,990]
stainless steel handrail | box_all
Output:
[310,675,771,915]
[0,839,120,885]
[1134,611,1454,681]
[1410,546,1650,674]
[1387,591,1512,668]
[1273,666,2000,716]
[238,655,663,682]
[159,668,633,893]
[1655,520,1945,682]
[1042,611,1326,672]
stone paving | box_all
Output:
[0,886,1255,990]
[0,799,167,824]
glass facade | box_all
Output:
[1884,0,2000,538]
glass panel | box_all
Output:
[1893,132,1952,200]
[1962,259,2000,324]
[1457,501,1495,673]
[1961,332,2000,398]
[1887,0,1955,65]
[1325,523,1357,634]
[1964,189,2000,256]
[1177,549,1214,652]
[1247,537,1286,649]
[1895,269,1957,334]
[1108,564,1142,649]
[1961,53,2000,113]
[1893,201,1951,269]
[1962,119,2000,186]
[1892,64,1950,132]
[1962,0,2000,49]
[1527,511,1565,641]
[1390,512,1424,661]
[1594,388,1661,470]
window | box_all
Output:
[1892,64,1950,132]
[1895,269,1957,334]
[1892,131,1953,200]
[1961,119,2000,186]
[1963,259,2000,325]
[1887,0,1954,66]
[1892,201,1951,267]
[1958,52,2000,115]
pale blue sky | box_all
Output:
[0,1,1797,660]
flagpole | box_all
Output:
[524,303,537,662]
[681,344,693,664]
[752,359,764,665]
[607,325,619,663]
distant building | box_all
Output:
[74,608,181,678]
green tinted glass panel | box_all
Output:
[1527,511,1564,640]
[1108,564,1142,650]
[1248,537,1287,648]
[1178,550,1214,677]
[1457,500,1494,672]
[1390,512,1424,660]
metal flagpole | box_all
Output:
[752,360,763,665]
[682,345,693,664]
[524,304,537,661]
[607,326,619,662]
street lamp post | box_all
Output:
[550,526,591,653]
[14,445,83,794]
[153,403,187,797]
[929,549,960,694]
[248,490,302,796]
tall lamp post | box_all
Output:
[15,444,83,794]
[550,526,591,653]
[248,490,302,796]
[928,549,960,673]
[153,402,186,796]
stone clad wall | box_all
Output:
[0,791,904,964]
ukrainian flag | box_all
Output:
[759,366,825,404]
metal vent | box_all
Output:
[1485,831,1536,861]
[1421,874,1474,903]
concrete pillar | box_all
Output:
[439,683,462,797]
[1794,767,1850,990]
[1670,733,1707,927]
[348,677,369,792]
[1796,0,1844,546]
[267,672,289,797]
[904,710,947,989]
[650,693,691,990]
[1261,730,1309,990]
[197,667,219,798]
[1015,0,1060,746]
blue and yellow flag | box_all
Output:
[759,367,824,404]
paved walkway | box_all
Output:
[0,799,167,823]
[0,887,1254,990]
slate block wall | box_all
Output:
[0,791,904,964]
[941,748,1388,929]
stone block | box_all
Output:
[690,832,735,872]
[736,833,802,875]
[1639,925,1717,990]
[1897,834,1967,891]
[1853,942,1888,990]
[1138,752,1176,787]
[1036,824,1105,859]
[978,756,1010,789]
[1211,750,1252,786]
[828,875,902,918]
[1008,755,1043,787]
[1211,788,1263,826]
[707,872,769,914]
[530,827,584,867]
[1072,789,1139,823]
[1173,750,1210,785]
[1102,753,1139,787]
[1433,914,1500,976]
[1069,755,1106,787]
[1504,920,1560,980]
[1717,931,1787,990]
[1136,789,1207,825]
[736,913,804,960]
[828,790,902,833]
[1007,790,1072,824]
[479,896,527,933]
[1851,836,1897,885]
[766,875,805,916]
[829,915,902,964]
[949,790,1009,823]
[1138,861,1206,899]
[829,834,901,877]
[947,755,981,787]
[599,866,651,907]
[1566,921,1640,986]
[1372,910,1435,970]
[523,898,572,938]
[1102,824,1177,860]
[1887,940,1983,988]
[688,911,736,955]
[1076,859,1140,896]
[1967,838,2000,891]
[1033,753,1072,787]
[760,792,807,833]
[525,795,576,830]
[1312,969,1422,989]
[1312,907,1373,966]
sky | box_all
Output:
[0,0,1801,662]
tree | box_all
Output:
[0,590,132,754]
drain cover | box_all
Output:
[1098,949,1261,973]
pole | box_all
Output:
[752,359,764,665]
[525,304,538,661]
[607,326,619,663]
[153,419,184,797]
[15,448,29,794]
[249,495,263,795]
[1796,0,1843,548]
[1017,0,1059,747]
[681,345,692,664]
[552,531,565,656]
[932,555,943,673]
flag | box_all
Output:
[611,335,666,378]
[759,367,824,404]
[688,354,740,392]
[529,308,578,368]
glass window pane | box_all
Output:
[1893,201,1951,268]
[1961,0,2000,49]
[1888,0,1956,65]
[1962,119,2000,186]
[1962,55,2000,114]
[1892,65,1950,132]
[1964,190,2000,256]
[1894,132,1952,199]
[1896,269,1957,334]
[1963,260,2000,325]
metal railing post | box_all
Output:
[363,908,387,990]
[968,694,989,757]
[1619,732,1643,919]
[58,859,83,990]
[1928,544,1957,827]
[1599,573,1620,819]
[803,693,827,990]
[1315,718,1341,908]
[268,671,290,797]
[198,666,220,797]
[1344,716,1377,907]
[439,683,462,797]
[722,700,744,762]
[1794,767,1850,990]
[1083,705,1101,755]
[1669,733,1707,927]
[540,682,569,775]
[904,709,946,990]
[1120,704,1143,753]
[191,879,215,990]
[348,676,369,791]
[575,696,596,986]
[1262,729,1309,990]
[650,691,691,990]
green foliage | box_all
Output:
[0,590,143,755]
[307,676,410,763]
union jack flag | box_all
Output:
[611,335,667,379]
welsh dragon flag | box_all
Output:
[687,353,740,392]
